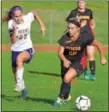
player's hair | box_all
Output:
[64,19,81,45]
[77,0,86,2]
[67,19,81,28]
[2,5,23,22]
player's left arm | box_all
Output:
[89,10,95,37]
[91,40,107,65]
[32,11,46,36]
[89,19,95,37]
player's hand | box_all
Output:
[63,59,71,68]
[40,25,46,36]
[101,57,107,65]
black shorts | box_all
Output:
[61,56,87,79]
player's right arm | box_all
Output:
[58,45,71,68]
[58,34,71,68]
[8,21,17,44]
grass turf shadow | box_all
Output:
[28,70,87,81]
[1,94,19,101]
[26,96,54,105]
[2,94,54,105]
[28,70,60,77]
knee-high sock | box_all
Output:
[59,81,70,99]
[89,60,96,75]
[64,84,71,99]
[16,67,25,91]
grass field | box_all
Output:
[2,52,108,111]
[1,1,108,111]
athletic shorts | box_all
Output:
[61,56,87,79]
[11,48,34,68]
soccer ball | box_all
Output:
[75,96,91,111]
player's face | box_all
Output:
[12,10,23,24]
[77,1,86,10]
[67,23,80,37]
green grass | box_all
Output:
[2,51,108,111]
[1,1,108,45]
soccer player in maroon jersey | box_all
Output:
[66,0,96,80]
[53,19,106,106]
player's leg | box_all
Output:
[53,56,87,106]
[15,51,30,99]
[54,67,77,106]
[83,49,90,80]
[59,68,77,99]
[60,62,71,101]
[87,45,96,80]
[12,57,27,93]
[11,52,21,92]
[12,67,17,82]
[12,67,21,92]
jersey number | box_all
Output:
[17,34,27,40]
[69,51,77,56]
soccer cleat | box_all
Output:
[64,95,72,102]
[63,95,72,104]
[14,88,20,92]
[20,87,28,100]
[53,97,63,106]
[53,95,72,106]
[90,74,96,80]
[84,70,90,80]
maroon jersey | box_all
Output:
[58,32,94,62]
[66,8,93,34]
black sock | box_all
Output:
[89,60,96,75]
[64,85,71,99]
[59,82,70,99]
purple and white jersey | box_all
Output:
[8,12,34,51]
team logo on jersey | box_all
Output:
[80,16,90,20]
[76,14,90,27]
[65,46,81,56]
[17,28,29,40]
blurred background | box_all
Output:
[2,1,108,45]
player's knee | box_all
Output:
[87,47,95,60]
[87,53,95,60]
[16,58,23,67]
[87,45,95,52]
[64,76,71,83]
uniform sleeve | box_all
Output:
[66,10,75,22]
[8,20,13,37]
[27,12,34,23]
[90,10,93,19]
[58,35,67,47]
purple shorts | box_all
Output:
[11,48,34,68]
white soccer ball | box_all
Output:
[75,96,91,111]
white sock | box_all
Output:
[16,67,25,91]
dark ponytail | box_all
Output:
[2,5,23,22]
